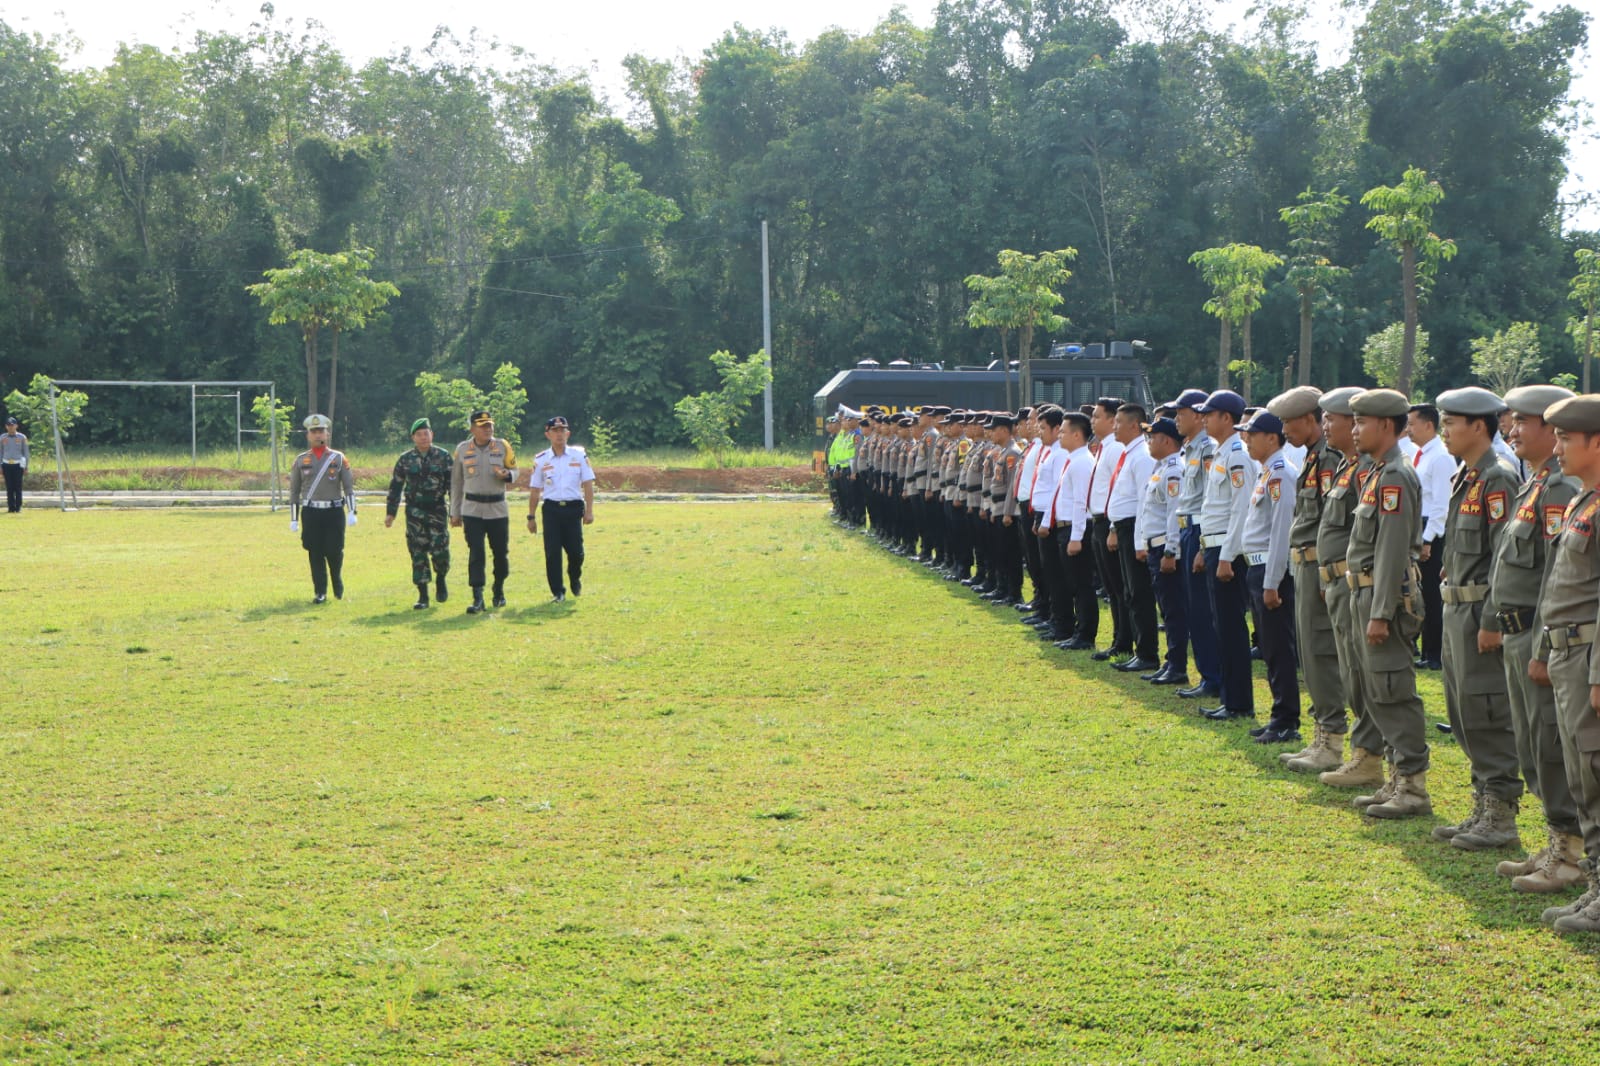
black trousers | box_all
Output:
[1090,515,1131,652]
[541,499,585,595]
[1418,535,1444,661]
[1247,565,1300,728]
[300,507,345,596]
[1115,517,1159,660]
[462,515,510,590]
[2,463,21,512]
[1036,524,1072,635]
[1020,512,1047,613]
[1148,545,1187,673]
[1205,547,1254,714]
[1059,523,1100,642]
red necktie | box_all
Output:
[1028,446,1052,501]
[1412,447,1422,468]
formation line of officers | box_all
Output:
[288,411,595,611]
[823,383,1600,935]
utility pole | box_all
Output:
[762,218,773,451]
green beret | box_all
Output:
[410,417,431,434]
[1266,385,1323,421]
[1435,386,1506,417]
[1318,387,1363,416]
[1350,388,1410,417]
[1503,385,1575,418]
[1544,395,1600,435]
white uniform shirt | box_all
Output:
[1053,444,1094,542]
[1492,432,1526,482]
[1241,448,1301,589]
[1086,437,1126,517]
[1135,451,1183,550]
[1016,438,1044,505]
[532,445,595,501]
[1031,442,1067,520]
[1410,435,1454,542]
[1106,436,1153,522]
[1201,432,1258,555]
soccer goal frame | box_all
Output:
[48,379,284,511]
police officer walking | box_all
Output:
[288,413,357,604]
[0,416,26,513]
[526,415,596,602]
[451,410,518,614]
[385,417,453,609]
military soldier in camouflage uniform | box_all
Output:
[1345,388,1431,819]
[385,417,453,609]
[1487,385,1584,892]
[1431,387,1525,850]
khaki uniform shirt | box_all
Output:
[1488,455,1579,633]
[1443,450,1520,632]
[451,437,518,519]
[1539,488,1600,683]
[1346,444,1422,624]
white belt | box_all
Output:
[1202,533,1227,549]
[1246,551,1268,565]
[303,498,344,509]
[1147,535,1167,548]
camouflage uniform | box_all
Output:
[386,445,454,584]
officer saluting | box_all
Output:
[451,410,517,614]
[526,416,595,602]
[288,413,357,604]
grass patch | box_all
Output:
[1,503,1596,1062]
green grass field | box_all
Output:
[3,503,1598,1063]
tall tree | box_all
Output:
[966,249,1077,404]
[1361,167,1456,396]
[1189,244,1282,399]
[1571,248,1600,391]
[1279,187,1349,387]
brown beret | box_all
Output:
[1503,385,1576,418]
[1544,395,1600,435]
[1350,388,1410,418]
[1267,385,1323,420]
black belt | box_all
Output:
[1497,607,1536,635]
[543,499,583,506]
[465,492,505,503]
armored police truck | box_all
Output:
[812,341,1156,466]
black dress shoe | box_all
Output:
[1151,673,1190,687]
[1176,683,1219,699]
[435,574,449,602]
[1248,725,1269,738]
[1013,601,1036,613]
[1201,706,1255,721]
[1435,722,1454,734]
[1255,727,1302,744]
[1115,656,1160,673]
[1141,664,1171,682]
[313,593,327,604]
[1091,649,1114,661]
[1057,637,1096,651]
[1018,614,1044,625]
[572,579,581,597]
[1420,659,1441,671]
[332,580,344,600]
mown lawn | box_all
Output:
[2,503,1597,1064]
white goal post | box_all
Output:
[48,379,284,511]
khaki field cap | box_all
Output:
[303,413,332,431]
[1435,386,1506,417]
[1503,385,1576,418]
[1350,389,1410,418]
[1318,387,1364,416]
[1544,395,1600,434]
[1267,385,1322,420]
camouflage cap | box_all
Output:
[1350,389,1410,417]
[1267,385,1323,421]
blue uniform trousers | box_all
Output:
[1181,524,1221,689]
[1205,546,1254,714]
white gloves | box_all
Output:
[346,513,358,527]
[289,520,299,533]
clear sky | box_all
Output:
[17,0,1597,228]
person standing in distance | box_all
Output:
[288,413,357,604]
[451,410,518,614]
[0,416,27,513]
[385,417,453,609]
[527,416,595,602]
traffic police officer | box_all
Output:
[526,415,596,602]
[385,417,453,609]
[1345,388,1430,819]
[1432,386,1524,850]
[288,413,357,603]
[451,410,518,614]
[1488,384,1584,891]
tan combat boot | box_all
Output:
[1349,759,1396,810]
[1279,725,1325,765]
[1286,727,1346,774]
[1432,790,1485,843]
[1498,825,1554,878]
[1542,858,1600,924]
[1553,867,1600,933]
[1321,747,1386,790]
[1365,771,1433,819]
[1452,794,1520,850]
[1515,832,1586,894]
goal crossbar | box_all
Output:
[48,379,283,511]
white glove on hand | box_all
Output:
[289,520,299,533]
[346,512,358,527]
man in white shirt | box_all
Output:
[1011,407,1047,617]
[1052,411,1099,649]
[526,415,596,602]
[1029,408,1073,641]
[1106,402,1159,672]
[1086,397,1132,661]
[1407,403,1454,669]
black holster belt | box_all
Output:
[465,492,505,503]
[1497,607,1536,635]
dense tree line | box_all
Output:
[0,0,1590,447]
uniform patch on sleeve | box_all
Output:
[1166,478,1181,497]
[1486,490,1507,522]
[1230,468,1245,489]
[1268,479,1282,500]
[1380,485,1402,513]
[1545,504,1565,538]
